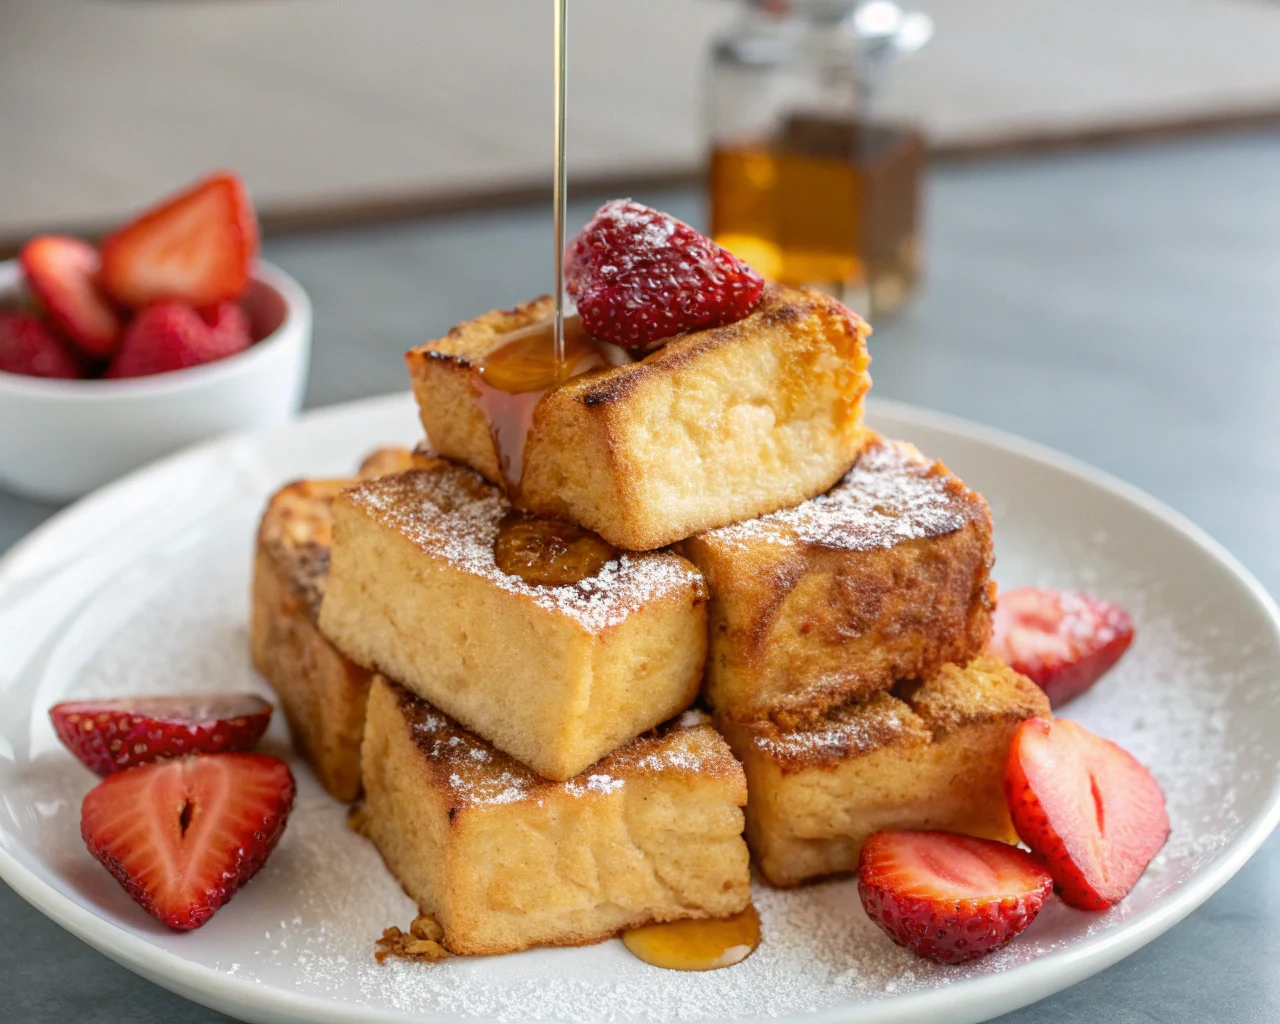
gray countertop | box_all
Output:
[3,132,1278,1023]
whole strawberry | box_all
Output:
[565,199,764,352]
[0,311,82,379]
[50,693,273,775]
[81,753,295,930]
[105,300,252,379]
[857,830,1053,964]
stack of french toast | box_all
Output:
[249,202,1051,959]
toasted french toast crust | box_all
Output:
[359,677,750,955]
[250,450,429,802]
[720,656,1050,887]
[407,283,873,550]
[686,436,996,724]
[251,478,371,801]
[318,461,708,781]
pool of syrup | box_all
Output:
[474,315,629,496]
[621,905,761,972]
[492,513,619,586]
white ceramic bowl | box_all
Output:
[0,259,311,502]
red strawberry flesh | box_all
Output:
[565,199,764,352]
[1005,717,1169,910]
[105,300,252,379]
[81,753,294,930]
[50,693,272,776]
[100,172,259,309]
[857,830,1052,964]
[0,311,82,379]
[989,587,1134,706]
[19,235,122,358]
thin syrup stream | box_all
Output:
[552,0,568,369]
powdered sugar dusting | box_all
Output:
[705,437,983,553]
[393,683,734,809]
[746,692,925,770]
[348,465,702,631]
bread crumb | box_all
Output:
[410,913,445,942]
[375,917,450,964]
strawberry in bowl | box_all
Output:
[0,171,310,502]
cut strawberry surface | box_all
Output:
[565,199,765,352]
[1005,717,1169,910]
[100,172,259,309]
[105,300,252,379]
[19,235,122,358]
[81,754,294,930]
[857,830,1052,964]
[50,694,273,776]
[0,311,82,379]
[989,586,1134,707]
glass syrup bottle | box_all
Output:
[708,0,932,318]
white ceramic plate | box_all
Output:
[1,394,1277,1024]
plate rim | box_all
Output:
[1,391,1277,1024]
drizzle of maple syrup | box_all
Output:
[493,512,619,586]
[474,315,628,495]
[621,905,761,972]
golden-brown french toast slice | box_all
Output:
[249,446,431,801]
[718,656,1049,887]
[684,435,995,724]
[357,677,750,956]
[405,283,872,550]
[317,461,709,781]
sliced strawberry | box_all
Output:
[50,694,272,776]
[565,199,765,352]
[81,754,294,930]
[100,172,259,309]
[19,236,122,358]
[0,311,82,379]
[857,830,1052,964]
[105,300,252,379]
[989,587,1134,707]
[1005,718,1169,910]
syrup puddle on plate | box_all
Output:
[474,315,629,496]
[621,905,761,971]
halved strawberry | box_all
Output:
[1005,718,1169,910]
[857,830,1052,964]
[81,754,295,930]
[50,694,272,776]
[100,172,259,309]
[988,587,1134,707]
[18,236,122,358]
